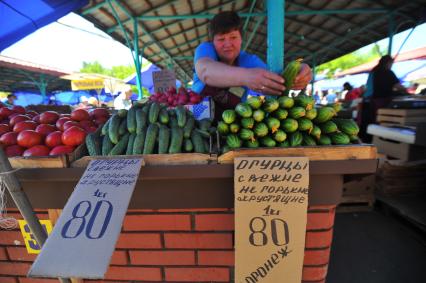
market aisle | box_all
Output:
[327,211,426,283]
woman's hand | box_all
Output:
[243,68,286,95]
[292,63,313,90]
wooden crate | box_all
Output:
[377,108,426,126]
[9,142,87,168]
[71,153,217,167]
[218,144,377,164]
[376,159,426,196]
[372,136,426,161]
[339,175,376,212]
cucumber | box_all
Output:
[132,127,146,155]
[117,109,128,118]
[159,107,170,125]
[169,116,178,128]
[175,105,187,128]
[101,134,114,156]
[191,130,205,153]
[183,139,193,152]
[169,127,184,154]
[109,133,130,156]
[101,119,110,136]
[183,116,195,138]
[108,114,121,144]
[136,108,148,134]
[195,128,210,138]
[127,106,137,133]
[148,102,161,123]
[143,123,159,154]
[85,132,101,156]
[118,118,127,136]
[158,125,171,154]
[126,133,136,155]
[197,118,212,131]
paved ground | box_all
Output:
[326,210,426,283]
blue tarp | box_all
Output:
[11,89,114,107]
[0,0,88,51]
[125,63,181,94]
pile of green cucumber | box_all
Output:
[85,102,214,156]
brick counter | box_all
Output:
[0,205,335,283]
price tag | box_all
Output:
[234,157,309,283]
[153,69,176,93]
[18,220,52,254]
[29,158,143,279]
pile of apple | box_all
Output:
[0,104,110,157]
[148,87,203,107]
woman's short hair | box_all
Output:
[209,11,242,39]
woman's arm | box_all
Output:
[195,58,285,95]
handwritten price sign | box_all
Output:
[29,158,143,279]
[234,157,309,283]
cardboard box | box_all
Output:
[373,136,426,161]
[185,97,214,120]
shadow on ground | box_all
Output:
[327,210,426,283]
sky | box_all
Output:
[1,12,426,73]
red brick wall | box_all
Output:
[0,206,335,283]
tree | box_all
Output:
[80,61,135,79]
[316,45,387,78]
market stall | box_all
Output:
[2,1,425,283]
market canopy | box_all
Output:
[0,0,88,51]
[0,54,71,93]
[77,0,425,82]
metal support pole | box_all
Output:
[267,0,285,74]
[133,19,143,100]
[311,53,316,98]
[388,14,395,55]
[0,149,71,283]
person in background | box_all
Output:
[3,94,17,107]
[88,96,99,107]
[192,11,312,120]
[407,83,419,94]
[325,91,337,105]
[359,55,407,142]
[343,82,362,101]
[114,85,133,110]
[76,95,89,109]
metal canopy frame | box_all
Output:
[78,0,425,83]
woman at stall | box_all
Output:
[192,11,312,120]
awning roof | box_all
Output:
[336,46,426,76]
[0,55,71,93]
[77,0,426,82]
[0,0,88,51]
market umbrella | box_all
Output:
[61,73,129,106]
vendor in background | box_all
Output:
[359,55,407,142]
[192,11,312,120]
[114,85,133,110]
[75,95,89,110]
[3,94,17,107]
[343,82,362,101]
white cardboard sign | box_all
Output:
[153,69,176,93]
[234,157,309,283]
[29,158,143,279]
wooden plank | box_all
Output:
[71,153,216,168]
[218,145,377,164]
[9,155,68,168]
[377,115,426,124]
[377,108,426,117]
